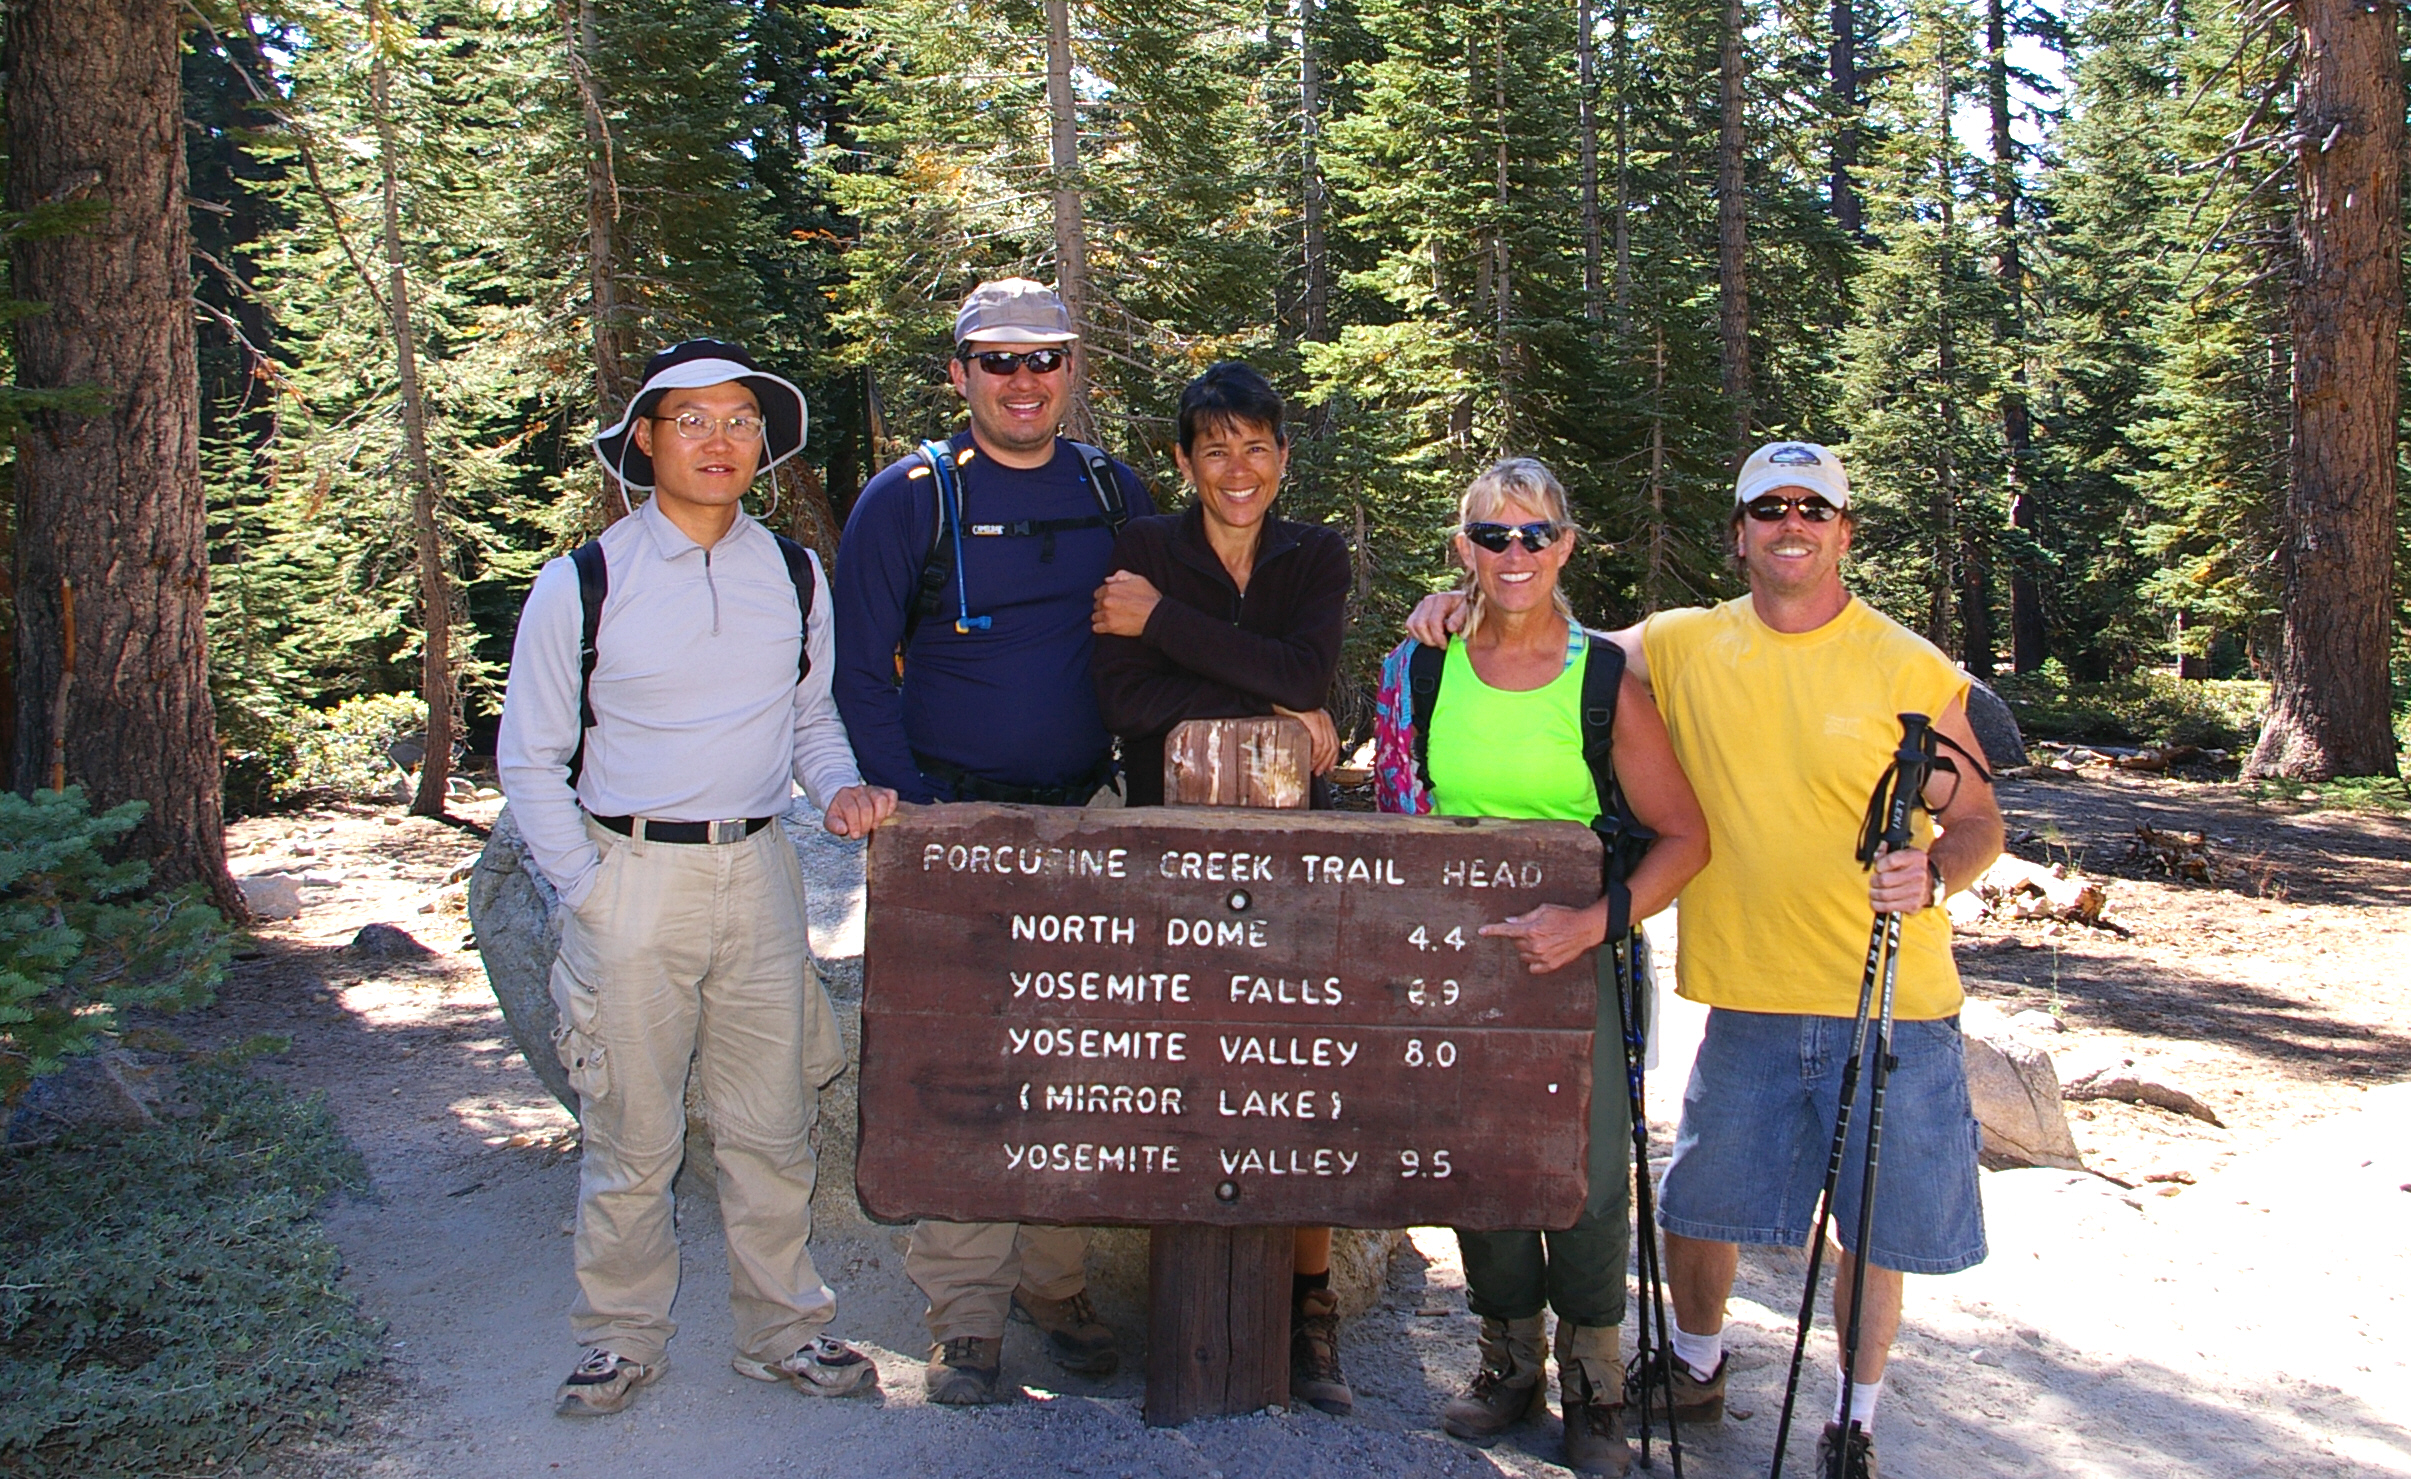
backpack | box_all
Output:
[1404,632,1656,935]
[565,532,818,786]
[902,437,1129,644]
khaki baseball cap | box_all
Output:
[1734,440,1850,510]
[954,278,1079,346]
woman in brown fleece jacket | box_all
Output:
[1088,361,1355,1412]
[1090,362,1352,808]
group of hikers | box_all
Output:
[494,276,2005,1478]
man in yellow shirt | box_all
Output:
[1627,442,2003,1478]
[1408,440,2003,1475]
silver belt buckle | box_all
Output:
[708,818,748,845]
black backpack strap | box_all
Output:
[1068,440,1129,531]
[1579,632,1653,936]
[770,533,816,684]
[1405,641,1446,801]
[567,541,608,789]
[903,440,961,648]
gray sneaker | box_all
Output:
[734,1336,879,1397]
[555,1346,665,1417]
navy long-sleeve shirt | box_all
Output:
[833,432,1154,802]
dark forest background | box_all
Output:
[3,0,2405,897]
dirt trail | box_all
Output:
[177,775,2409,1478]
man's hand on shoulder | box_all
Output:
[1092,570,1161,637]
[1404,590,1466,647]
[824,784,898,838]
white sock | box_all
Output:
[1669,1323,1722,1383]
[1832,1368,1883,1431]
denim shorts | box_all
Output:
[1657,1008,1987,1275]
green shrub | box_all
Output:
[225,693,430,814]
[1993,665,2268,751]
[286,694,429,804]
[0,1063,382,1476]
[0,789,233,1106]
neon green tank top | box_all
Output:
[1425,627,1598,823]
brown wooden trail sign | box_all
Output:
[855,802,1603,1230]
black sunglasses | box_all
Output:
[1462,520,1565,554]
[959,347,1068,377]
[1741,494,1842,523]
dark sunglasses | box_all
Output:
[1741,494,1842,523]
[1462,520,1565,554]
[959,347,1068,377]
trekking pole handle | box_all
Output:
[1882,712,1935,854]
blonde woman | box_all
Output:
[1372,458,1706,1475]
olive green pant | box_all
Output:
[1456,950,1636,1328]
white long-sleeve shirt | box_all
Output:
[496,498,863,908]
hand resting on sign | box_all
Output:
[1480,900,1608,975]
[823,784,898,839]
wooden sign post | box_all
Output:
[1151,717,1313,1424]
[857,724,1602,1423]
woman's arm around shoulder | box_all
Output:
[1609,667,1708,921]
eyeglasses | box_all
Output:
[656,411,766,443]
[1741,494,1842,523]
[959,347,1068,377]
[1462,520,1565,554]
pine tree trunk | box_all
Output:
[1645,324,1670,610]
[1716,0,1753,451]
[1989,0,2042,671]
[369,16,458,817]
[2249,0,2403,778]
[1492,29,1514,425]
[1828,0,1861,236]
[1939,85,1989,677]
[1043,0,1099,444]
[1610,0,1632,328]
[569,0,632,527]
[1575,0,1604,324]
[6,0,240,914]
[1300,0,1330,344]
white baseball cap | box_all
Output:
[1734,441,1850,510]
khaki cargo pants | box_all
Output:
[551,815,846,1366]
[905,782,1113,1342]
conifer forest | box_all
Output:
[3,0,2406,895]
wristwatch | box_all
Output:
[1927,859,1947,908]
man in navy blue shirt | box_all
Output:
[833,279,1152,1403]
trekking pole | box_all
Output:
[1611,927,1681,1476]
[1768,713,1937,1479]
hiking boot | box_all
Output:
[925,1336,1003,1405]
[1815,1421,1880,1479]
[1290,1285,1354,1416]
[1556,1322,1633,1476]
[1439,1315,1546,1443]
[733,1335,880,1397]
[554,1346,664,1417]
[1011,1287,1119,1376]
[1624,1348,1727,1428]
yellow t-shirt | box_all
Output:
[1643,596,1970,1019]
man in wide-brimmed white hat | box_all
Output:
[499,339,895,1418]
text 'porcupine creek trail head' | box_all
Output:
[858,802,1602,1229]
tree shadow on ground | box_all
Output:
[1958,948,2411,1086]
[2000,775,2411,910]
